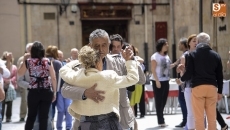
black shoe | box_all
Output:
[140,114,145,118]
[175,122,186,128]
[159,124,168,127]
[19,118,24,122]
[222,125,228,130]
[6,119,12,122]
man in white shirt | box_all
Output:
[17,43,33,122]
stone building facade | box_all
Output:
[0,0,229,77]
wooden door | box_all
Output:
[155,22,167,42]
[82,20,128,46]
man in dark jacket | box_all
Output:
[178,32,223,130]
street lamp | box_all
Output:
[59,0,70,15]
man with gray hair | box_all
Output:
[60,29,145,130]
[178,32,223,130]
[17,42,33,122]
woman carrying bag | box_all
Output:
[1,51,17,122]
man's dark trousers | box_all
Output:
[178,86,187,125]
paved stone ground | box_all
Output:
[2,97,230,130]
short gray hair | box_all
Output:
[26,43,33,52]
[89,29,111,44]
[196,32,210,44]
[71,48,78,52]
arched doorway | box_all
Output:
[78,2,133,46]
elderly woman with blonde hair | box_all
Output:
[0,59,10,101]
[1,51,17,123]
[0,58,10,129]
[59,45,139,130]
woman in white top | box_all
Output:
[59,45,139,130]
[0,59,10,129]
[150,38,176,127]
[0,59,10,101]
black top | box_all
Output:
[181,43,223,94]
[59,61,66,89]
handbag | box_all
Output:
[127,85,135,92]
[5,83,17,102]
[130,84,143,106]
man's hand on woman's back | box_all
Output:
[84,83,105,103]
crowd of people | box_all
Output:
[0,29,229,130]
[175,33,229,130]
[0,43,79,130]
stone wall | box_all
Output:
[174,0,199,57]
[0,0,22,64]
[174,0,230,78]
[129,0,171,71]
[27,0,81,58]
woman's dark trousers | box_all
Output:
[1,100,12,121]
[216,108,227,128]
[152,80,169,124]
[25,89,53,130]
[134,85,146,117]
[178,86,187,125]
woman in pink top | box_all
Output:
[1,51,17,122]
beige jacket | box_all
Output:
[60,54,146,129]
[59,60,139,121]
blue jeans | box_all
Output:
[178,86,187,124]
[56,92,72,130]
[52,92,58,120]
[33,106,52,130]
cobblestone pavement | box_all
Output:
[2,97,230,130]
